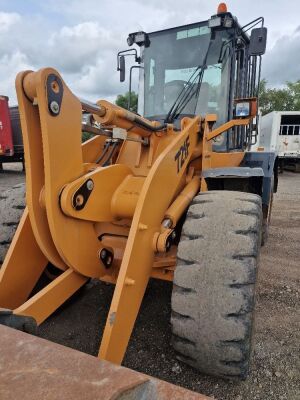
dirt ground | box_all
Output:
[0,163,24,190]
[1,163,299,400]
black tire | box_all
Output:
[0,183,26,264]
[171,190,262,379]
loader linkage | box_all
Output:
[0,67,201,363]
[0,66,252,364]
[0,3,274,381]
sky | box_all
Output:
[0,0,299,105]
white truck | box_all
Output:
[255,111,300,171]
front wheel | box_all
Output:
[171,190,262,379]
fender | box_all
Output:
[242,151,278,206]
[202,151,277,209]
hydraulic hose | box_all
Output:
[123,111,166,132]
[95,141,110,164]
[102,141,119,167]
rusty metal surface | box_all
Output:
[0,325,211,400]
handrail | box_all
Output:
[206,118,251,141]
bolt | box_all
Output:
[50,101,60,114]
[75,194,84,206]
[100,249,107,260]
[86,180,94,191]
[51,80,60,93]
[162,218,172,229]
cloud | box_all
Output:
[0,51,33,103]
[47,22,119,74]
[0,11,20,32]
[0,0,300,105]
[0,13,123,103]
[262,28,300,85]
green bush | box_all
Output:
[82,131,95,142]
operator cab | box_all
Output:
[118,3,267,150]
[142,22,231,126]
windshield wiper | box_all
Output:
[164,66,205,123]
[164,35,213,124]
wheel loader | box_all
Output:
[0,3,277,381]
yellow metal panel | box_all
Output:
[0,209,47,309]
[20,69,107,278]
[82,135,107,163]
[15,71,67,270]
[111,175,145,219]
[99,116,200,364]
[15,269,88,325]
[61,164,132,222]
[210,151,245,168]
[116,132,176,176]
[201,116,247,190]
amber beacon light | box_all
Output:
[217,2,228,13]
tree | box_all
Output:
[82,131,94,142]
[115,91,138,113]
[259,79,300,115]
[286,80,300,110]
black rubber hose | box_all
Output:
[95,141,110,164]
[102,141,119,167]
[132,115,166,132]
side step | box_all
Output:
[0,325,211,400]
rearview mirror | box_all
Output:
[249,27,267,56]
[119,55,126,82]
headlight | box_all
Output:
[234,98,257,118]
[127,35,134,46]
[235,102,251,117]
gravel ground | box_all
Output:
[1,164,299,399]
[0,162,24,190]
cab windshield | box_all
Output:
[143,23,233,125]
